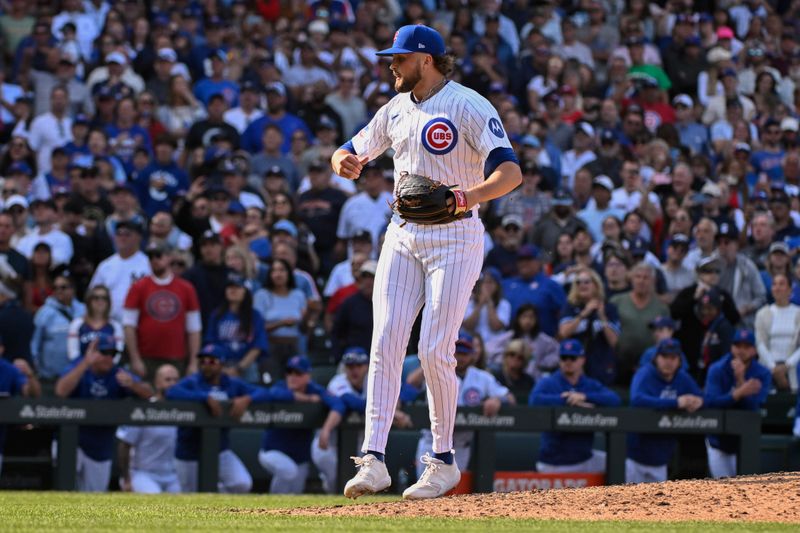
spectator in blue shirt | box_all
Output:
[166,343,282,493]
[0,334,41,476]
[134,134,189,217]
[704,329,771,478]
[626,338,704,484]
[501,244,566,336]
[529,339,621,473]
[258,355,346,494]
[54,334,153,492]
[240,83,313,155]
[193,50,240,109]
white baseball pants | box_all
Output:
[76,448,112,492]
[537,450,607,474]
[362,217,484,455]
[706,440,737,479]
[175,450,252,493]
[258,450,309,494]
[131,469,181,493]
[625,458,667,484]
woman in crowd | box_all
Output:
[31,273,86,382]
[463,268,511,360]
[157,74,205,140]
[66,284,123,362]
[558,266,621,385]
[253,258,307,380]
[224,245,260,293]
[492,303,559,381]
[25,242,56,313]
[205,274,269,383]
[755,273,800,392]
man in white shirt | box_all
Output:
[610,159,661,226]
[223,80,264,134]
[26,86,73,175]
[560,121,597,189]
[51,0,99,61]
[88,220,151,322]
[16,199,73,266]
[335,160,392,253]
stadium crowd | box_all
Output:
[1,0,800,494]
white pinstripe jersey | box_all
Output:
[350,81,513,199]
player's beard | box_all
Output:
[395,62,423,93]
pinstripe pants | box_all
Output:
[362,215,484,455]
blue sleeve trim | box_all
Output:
[339,140,356,154]
[484,147,519,178]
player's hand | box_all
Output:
[392,410,413,429]
[731,357,746,383]
[772,364,790,389]
[229,395,252,420]
[737,378,762,398]
[332,152,369,180]
[561,391,587,406]
[482,397,502,417]
[318,429,330,450]
[84,339,102,366]
[12,359,34,378]
[678,394,703,412]
[115,369,134,388]
[129,358,147,378]
[206,396,223,417]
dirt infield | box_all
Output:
[269,472,800,523]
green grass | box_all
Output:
[0,492,794,532]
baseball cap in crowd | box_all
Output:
[209,49,228,63]
[455,330,474,354]
[668,233,690,250]
[685,35,702,47]
[273,219,298,238]
[734,142,751,154]
[520,134,541,148]
[265,165,285,178]
[286,355,311,374]
[517,244,541,260]
[350,229,372,242]
[8,161,32,176]
[342,347,369,365]
[502,214,523,229]
[592,175,614,191]
[199,343,226,360]
[575,121,595,137]
[769,241,790,255]
[106,51,127,64]
[781,117,799,133]
[559,339,584,358]
[696,256,721,273]
[96,333,118,355]
[552,189,574,206]
[376,24,446,56]
[199,229,221,244]
[600,129,617,144]
[264,82,287,97]
[720,68,738,78]
[732,329,756,346]
[227,200,246,214]
[115,220,144,234]
[157,48,177,62]
[308,19,329,35]
[716,26,734,39]
[700,181,722,198]
[225,272,247,288]
[359,260,378,277]
[625,35,646,47]
[240,80,261,94]
[699,286,723,308]
[3,195,28,211]
[30,198,56,211]
[717,221,739,240]
[145,241,168,258]
[649,316,677,330]
[656,338,682,356]
[672,94,693,108]
[249,237,271,262]
[770,189,790,205]
[626,236,649,257]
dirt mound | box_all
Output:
[268,472,800,523]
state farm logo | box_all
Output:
[19,404,86,420]
[556,412,619,428]
[657,414,719,430]
[130,407,196,423]
[421,117,458,155]
[454,412,514,427]
[239,409,304,425]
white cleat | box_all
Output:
[343,454,391,499]
[402,453,461,500]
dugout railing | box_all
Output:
[0,398,761,492]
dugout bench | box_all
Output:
[0,398,762,492]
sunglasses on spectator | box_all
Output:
[560,356,579,362]
[99,349,117,357]
[199,356,220,365]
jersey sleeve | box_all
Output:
[349,103,391,161]
[462,98,516,166]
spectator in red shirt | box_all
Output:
[123,243,202,379]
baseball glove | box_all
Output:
[392,171,468,225]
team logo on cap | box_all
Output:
[488,118,505,138]
[463,388,482,407]
[421,117,458,155]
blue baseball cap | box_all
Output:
[732,329,755,346]
[656,338,683,356]
[649,316,677,330]
[376,25,446,56]
[225,272,247,288]
[455,330,474,354]
[249,237,271,261]
[286,355,311,373]
[517,244,541,260]
[8,161,32,176]
[273,219,298,238]
[96,333,117,353]
[559,339,584,358]
[342,347,369,365]
[199,343,226,360]
[227,200,245,214]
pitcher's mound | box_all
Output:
[274,472,800,522]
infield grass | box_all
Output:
[0,492,794,532]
